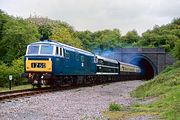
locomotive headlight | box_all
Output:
[49,58,51,61]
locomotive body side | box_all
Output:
[23,40,97,86]
[22,39,141,87]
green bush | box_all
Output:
[109,103,123,111]
[173,40,180,60]
[0,57,28,87]
[0,62,11,87]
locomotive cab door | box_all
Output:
[55,46,64,75]
[83,56,90,74]
[80,55,90,75]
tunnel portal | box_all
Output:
[129,56,155,80]
[111,48,174,79]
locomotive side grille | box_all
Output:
[26,60,52,72]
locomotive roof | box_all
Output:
[96,55,118,64]
[30,40,94,56]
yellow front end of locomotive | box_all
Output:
[26,60,52,72]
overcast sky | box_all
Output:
[0,0,179,35]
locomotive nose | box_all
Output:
[26,60,52,72]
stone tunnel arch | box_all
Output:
[128,55,157,80]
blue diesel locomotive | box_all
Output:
[22,39,141,87]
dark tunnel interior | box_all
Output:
[130,57,155,80]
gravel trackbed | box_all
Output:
[0,80,144,120]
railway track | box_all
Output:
[0,84,88,101]
[0,87,55,101]
[0,80,122,101]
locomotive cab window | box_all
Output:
[27,45,39,55]
[40,45,53,55]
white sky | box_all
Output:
[0,0,179,35]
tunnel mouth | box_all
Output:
[130,57,155,80]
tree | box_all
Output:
[93,29,122,51]
[0,10,10,40]
[140,18,180,52]
[38,24,53,40]
[173,39,180,60]
[0,10,11,58]
[76,30,94,51]
[50,24,83,48]
[27,16,82,48]
[172,18,180,25]
[122,30,140,44]
[0,18,39,63]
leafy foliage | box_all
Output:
[109,103,124,111]
[51,24,83,48]
[77,29,122,51]
[28,16,83,48]
[122,30,140,45]
[0,57,26,87]
[75,30,95,51]
[137,18,180,53]
[0,62,10,87]
[0,14,39,64]
[173,39,180,60]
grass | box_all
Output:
[109,103,124,111]
[131,61,180,120]
[104,102,159,120]
[102,111,158,120]
[104,61,180,120]
[0,84,34,92]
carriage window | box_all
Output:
[40,45,53,54]
[27,45,39,54]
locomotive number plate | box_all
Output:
[31,63,46,68]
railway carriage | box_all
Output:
[119,62,141,80]
[23,39,141,87]
[96,55,119,75]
